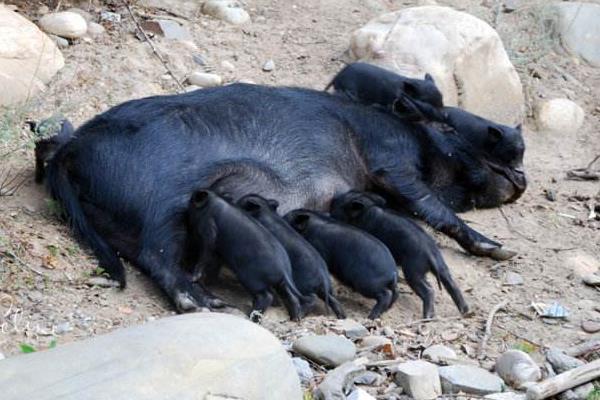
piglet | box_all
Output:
[285,209,398,320]
[330,191,469,318]
[238,194,346,319]
[187,190,302,321]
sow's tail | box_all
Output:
[429,250,469,315]
[46,155,127,288]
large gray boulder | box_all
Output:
[349,6,524,125]
[550,2,600,67]
[0,313,302,400]
[0,5,64,106]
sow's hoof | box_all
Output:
[489,247,517,261]
[468,241,517,261]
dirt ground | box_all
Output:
[1,0,599,391]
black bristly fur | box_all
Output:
[330,190,469,318]
[284,208,398,320]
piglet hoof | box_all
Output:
[489,247,517,261]
[174,291,202,313]
[249,310,264,323]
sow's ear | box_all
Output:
[488,126,503,144]
[267,199,279,211]
[192,190,210,207]
[241,198,261,213]
[424,73,435,83]
[514,123,522,132]
[345,200,366,219]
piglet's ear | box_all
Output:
[267,199,279,211]
[291,214,310,231]
[488,126,503,144]
[424,73,434,83]
[514,123,522,132]
[192,190,210,207]
[345,200,366,219]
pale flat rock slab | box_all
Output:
[395,360,442,400]
[495,350,541,389]
[0,313,302,400]
[439,365,505,395]
[293,334,356,367]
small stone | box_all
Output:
[395,360,442,400]
[360,335,392,349]
[503,272,524,286]
[87,277,120,288]
[439,365,504,395]
[354,370,383,386]
[485,392,526,400]
[293,335,356,367]
[502,0,519,13]
[262,59,275,72]
[315,359,367,399]
[187,72,222,87]
[28,290,44,303]
[184,85,201,92]
[66,7,92,22]
[536,99,584,134]
[49,34,69,48]
[39,12,88,39]
[333,319,369,340]
[100,11,121,23]
[38,5,50,14]
[544,189,557,202]
[382,326,394,337]
[291,357,313,384]
[87,22,105,37]
[422,344,457,364]
[220,60,235,71]
[581,321,600,334]
[564,253,599,277]
[348,388,377,400]
[202,0,251,25]
[495,350,541,389]
[582,274,600,287]
[156,19,191,41]
[55,321,72,335]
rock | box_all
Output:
[86,277,120,288]
[564,253,599,278]
[155,19,192,41]
[439,365,505,395]
[485,392,526,400]
[582,274,600,287]
[332,319,369,340]
[100,11,121,23]
[348,388,377,400]
[422,344,457,364]
[394,360,442,400]
[550,2,600,66]
[360,335,392,349]
[315,359,367,400]
[581,321,600,334]
[293,335,356,367]
[0,5,64,106]
[39,12,87,39]
[0,313,302,400]
[27,290,43,303]
[354,371,383,386]
[292,357,313,385]
[66,7,92,22]
[202,0,251,25]
[535,98,584,134]
[546,348,584,373]
[262,59,275,72]
[494,350,541,389]
[49,34,69,48]
[350,6,523,125]
[138,0,201,20]
[503,272,524,286]
[502,0,519,13]
[187,72,222,87]
[221,60,235,71]
[38,5,49,14]
[86,22,105,37]
[54,322,72,335]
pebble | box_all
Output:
[564,253,599,277]
[333,319,369,340]
[55,321,72,335]
[439,365,504,395]
[187,72,222,87]
[86,22,105,37]
[39,12,88,39]
[503,272,524,286]
[494,350,541,389]
[582,274,600,287]
[382,326,395,337]
[485,392,526,400]
[220,60,235,71]
[395,360,442,400]
[292,335,356,367]
[502,0,519,13]
[87,277,120,288]
[581,321,600,334]
[262,59,275,72]
[28,290,44,303]
[536,98,584,134]
[202,0,251,25]
[360,335,392,349]
[38,5,50,14]
[422,344,457,364]
[291,357,313,384]
[155,19,192,41]
[100,11,121,23]
[49,34,69,48]
[348,388,377,400]
[354,371,384,386]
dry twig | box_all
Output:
[0,168,27,197]
[478,299,509,359]
[566,154,600,181]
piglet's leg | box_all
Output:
[250,291,274,322]
[373,169,515,261]
[367,289,394,320]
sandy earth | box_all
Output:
[0,0,599,394]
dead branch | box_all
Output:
[478,299,509,359]
[123,0,185,92]
[566,154,600,181]
[526,358,600,400]
[564,340,600,358]
[0,168,27,197]
[499,207,537,243]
